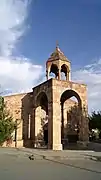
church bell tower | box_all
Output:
[46,45,71,81]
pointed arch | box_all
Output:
[60,89,81,106]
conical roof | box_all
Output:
[47,46,70,62]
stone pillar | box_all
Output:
[48,102,53,149]
[30,108,35,147]
[46,70,49,80]
[16,119,23,148]
[78,104,89,146]
[61,103,64,140]
[34,106,42,147]
[69,70,71,81]
[52,100,62,150]
[17,119,23,140]
[58,69,61,80]
[66,72,69,81]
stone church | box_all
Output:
[4,46,89,150]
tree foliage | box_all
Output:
[0,96,15,145]
[89,111,101,131]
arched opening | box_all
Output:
[37,92,48,114]
[61,64,69,80]
[60,90,82,149]
[35,92,48,148]
[49,64,59,79]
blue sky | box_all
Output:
[19,0,101,68]
[0,0,101,113]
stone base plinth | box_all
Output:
[17,140,23,148]
[52,144,62,150]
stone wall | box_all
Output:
[33,79,53,148]
[4,93,27,120]
[4,92,33,148]
[2,78,89,150]
[52,78,88,144]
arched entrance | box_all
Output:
[60,90,82,149]
[35,92,48,148]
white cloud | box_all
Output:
[0,0,43,94]
[0,57,43,94]
[72,59,101,113]
[0,0,29,56]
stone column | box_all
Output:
[47,98,62,150]
[78,104,89,146]
[17,120,24,148]
[46,70,49,80]
[69,70,71,81]
[34,106,42,147]
[17,119,23,141]
[48,102,53,149]
[61,103,64,140]
[30,108,35,147]
[52,101,62,150]
[58,69,61,80]
[49,92,62,150]
[66,72,69,81]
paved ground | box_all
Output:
[19,147,101,160]
[0,148,101,180]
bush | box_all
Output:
[89,111,101,131]
[0,96,15,145]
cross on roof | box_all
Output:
[56,40,59,48]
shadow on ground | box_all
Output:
[44,157,101,174]
[83,154,101,162]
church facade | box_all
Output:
[4,46,89,150]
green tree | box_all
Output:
[89,111,101,131]
[0,96,15,145]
